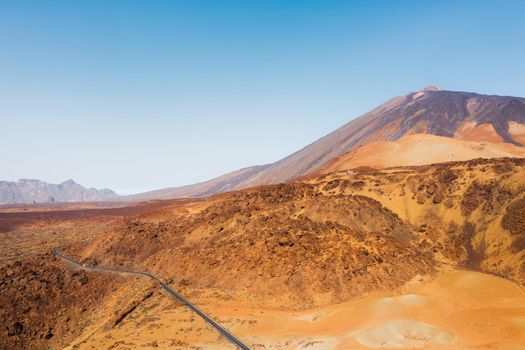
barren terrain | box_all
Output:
[321,134,525,172]
[128,88,525,201]
[2,158,525,349]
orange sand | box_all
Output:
[322,134,525,172]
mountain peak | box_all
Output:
[130,87,525,201]
[421,84,442,92]
[61,179,78,185]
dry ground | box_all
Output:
[2,157,525,349]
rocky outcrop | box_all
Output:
[0,179,119,204]
[0,254,118,350]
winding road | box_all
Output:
[52,248,251,350]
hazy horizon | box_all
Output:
[2,1,525,194]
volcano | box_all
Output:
[128,86,525,200]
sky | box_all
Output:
[1,0,525,194]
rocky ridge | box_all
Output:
[0,179,119,204]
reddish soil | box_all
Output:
[1,157,525,349]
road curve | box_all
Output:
[52,248,251,350]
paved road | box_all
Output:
[52,248,251,350]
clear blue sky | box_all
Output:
[1,0,524,194]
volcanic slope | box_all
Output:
[3,157,525,349]
[129,86,525,200]
[321,133,525,172]
[49,158,525,349]
[82,158,525,301]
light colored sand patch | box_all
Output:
[294,311,322,322]
[70,270,525,350]
[509,121,525,145]
[354,319,455,348]
[321,134,525,172]
[376,294,428,309]
[454,121,503,143]
[219,271,525,349]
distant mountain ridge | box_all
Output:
[128,86,525,201]
[0,179,119,204]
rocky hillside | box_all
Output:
[130,86,525,200]
[90,184,433,308]
[0,253,119,349]
[0,179,119,204]
[84,158,525,304]
[2,157,525,349]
